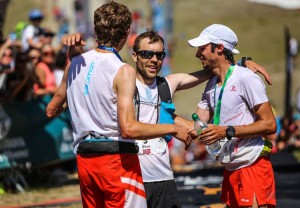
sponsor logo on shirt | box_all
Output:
[230,85,237,91]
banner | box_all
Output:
[0,95,75,169]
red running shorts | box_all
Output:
[76,153,147,208]
[221,156,276,208]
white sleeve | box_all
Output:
[22,25,35,40]
[241,71,268,109]
[198,76,217,111]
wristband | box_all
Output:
[237,60,242,66]
[241,57,252,67]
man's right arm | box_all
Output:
[46,33,85,118]
[46,61,70,118]
[114,64,191,144]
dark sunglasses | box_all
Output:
[136,50,166,60]
[29,56,40,60]
[42,51,55,56]
[2,53,12,58]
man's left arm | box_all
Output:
[244,60,272,85]
[198,102,277,145]
[232,101,277,138]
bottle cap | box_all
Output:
[192,113,199,121]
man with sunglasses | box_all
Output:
[190,24,277,208]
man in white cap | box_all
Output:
[190,24,277,208]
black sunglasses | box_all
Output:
[136,50,166,60]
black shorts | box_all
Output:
[144,179,181,208]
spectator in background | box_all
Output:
[28,48,41,68]
[40,28,55,45]
[0,37,17,100]
[21,9,44,52]
[33,44,57,96]
[6,52,34,102]
[53,49,67,87]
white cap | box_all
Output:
[188,24,240,54]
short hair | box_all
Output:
[211,43,235,64]
[133,30,165,52]
[94,1,132,47]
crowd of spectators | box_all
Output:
[0,9,68,104]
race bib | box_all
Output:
[136,137,168,155]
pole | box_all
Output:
[284,26,292,118]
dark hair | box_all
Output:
[94,1,132,47]
[133,30,165,52]
[210,43,235,64]
[55,50,67,68]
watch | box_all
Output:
[241,57,252,67]
[226,126,235,140]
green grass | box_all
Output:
[3,0,300,117]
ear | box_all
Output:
[218,44,225,52]
[132,51,138,62]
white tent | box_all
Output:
[248,0,300,9]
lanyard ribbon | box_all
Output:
[97,45,122,61]
[213,65,235,125]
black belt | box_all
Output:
[77,132,139,155]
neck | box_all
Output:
[136,73,155,86]
[97,45,122,61]
[217,62,232,85]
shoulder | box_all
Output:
[234,66,266,91]
[118,63,135,75]
[114,64,136,92]
[234,65,261,81]
[24,24,34,31]
[36,62,48,69]
[235,65,256,76]
[70,50,96,65]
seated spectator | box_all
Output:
[33,44,57,96]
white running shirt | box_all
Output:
[135,78,174,182]
[66,50,136,152]
[198,65,268,171]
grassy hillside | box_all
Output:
[4,0,300,117]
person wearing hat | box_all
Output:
[191,24,277,208]
[21,9,44,52]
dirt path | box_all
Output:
[0,173,82,208]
